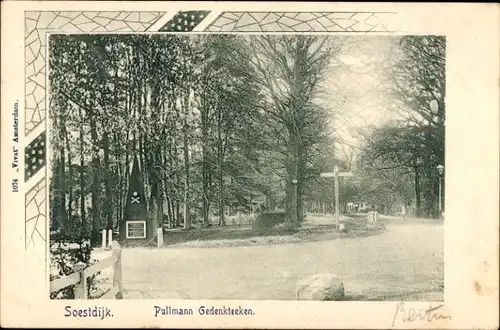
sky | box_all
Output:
[320,36,402,158]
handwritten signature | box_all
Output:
[392,301,452,326]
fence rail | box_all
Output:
[50,241,123,299]
[50,272,80,293]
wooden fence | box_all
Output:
[50,241,123,299]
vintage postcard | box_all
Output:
[1,1,499,328]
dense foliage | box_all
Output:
[357,36,446,217]
[49,225,100,299]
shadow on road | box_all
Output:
[342,287,443,301]
[163,225,297,246]
[347,213,444,226]
[159,214,386,249]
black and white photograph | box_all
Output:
[48,32,445,301]
[1,2,499,329]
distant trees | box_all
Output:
[357,123,420,213]
[356,36,446,217]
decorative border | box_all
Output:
[24,10,398,271]
[206,12,397,32]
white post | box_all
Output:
[367,211,374,226]
[157,227,163,248]
[101,229,107,250]
[108,229,113,248]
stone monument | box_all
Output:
[119,156,154,242]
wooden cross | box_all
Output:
[320,166,354,232]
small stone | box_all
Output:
[296,274,344,301]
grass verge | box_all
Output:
[159,217,385,249]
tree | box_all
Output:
[230,35,343,224]
[387,36,446,217]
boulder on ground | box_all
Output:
[296,273,344,301]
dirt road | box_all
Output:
[112,215,443,300]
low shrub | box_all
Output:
[50,223,101,299]
[226,213,257,226]
[252,212,286,230]
[273,221,300,233]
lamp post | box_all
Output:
[436,164,444,218]
[292,179,298,220]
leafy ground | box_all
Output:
[92,214,443,301]
[160,214,385,248]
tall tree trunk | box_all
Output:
[285,134,299,224]
[139,138,149,212]
[218,169,225,226]
[202,180,209,226]
[166,197,173,228]
[124,78,131,224]
[64,130,73,222]
[175,201,181,228]
[173,143,181,228]
[155,152,164,230]
[79,109,86,229]
[183,149,190,229]
[201,120,210,227]
[116,161,122,226]
[266,190,274,212]
[89,117,101,237]
[148,150,157,228]
[115,134,123,225]
[414,166,421,217]
[182,95,190,230]
[157,182,164,230]
[59,128,68,228]
[296,144,305,222]
[91,158,100,233]
[216,109,226,226]
[103,132,113,230]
